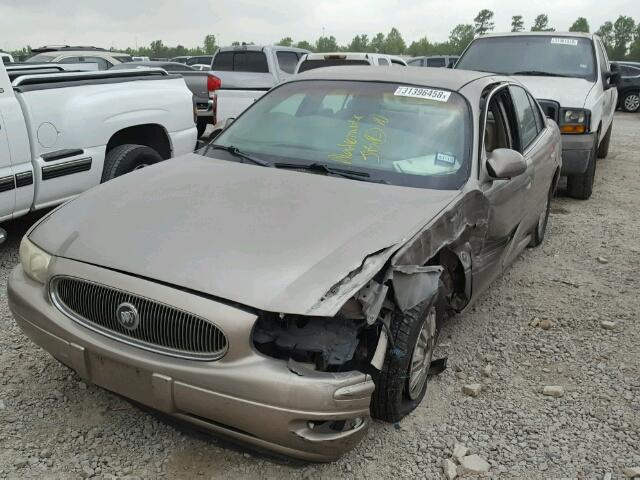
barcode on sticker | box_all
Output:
[550,38,578,46]
[435,152,456,165]
[394,86,451,102]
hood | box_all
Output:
[512,76,594,109]
[31,154,458,314]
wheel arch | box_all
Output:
[106,124,172,161]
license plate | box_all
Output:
[89,353,152,403]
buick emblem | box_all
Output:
[116,302,140,330]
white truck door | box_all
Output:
[0,83,16,221]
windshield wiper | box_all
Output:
[203,144,272,167]
[275,162,386,183]
[511,70,572,78]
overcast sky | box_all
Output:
[1,0,639,51]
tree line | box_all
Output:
[4,11,640,62]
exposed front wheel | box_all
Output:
[101,144,164,183]
[371,297,440,423]
[622,91,640,113]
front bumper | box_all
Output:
[7,257,373,462]
[560,132,596,176]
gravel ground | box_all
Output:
[1,112,639,480]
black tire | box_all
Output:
[371,296,442,423]
[621,91,640,113]
[597,123,612,159]
[566,137,597,200]
[196,118,208,138]
[528,181,553,247]
[101,144,164,183]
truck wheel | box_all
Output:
[621,91,640,112]
[101,144,164,183]
[597,123,612,159]
[371,296,442,423]
[566,138,597,200]
[196,119,209,138]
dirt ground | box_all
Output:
[0,112,638,479]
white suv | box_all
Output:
[26,46,133,70]
[456,32,619,199]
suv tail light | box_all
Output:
[207,74,221,96]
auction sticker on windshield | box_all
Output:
[394,86,451,102]
[550,38,578,46]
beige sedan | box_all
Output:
[9,66,561,461]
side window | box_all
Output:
[508,86,540,150]
[276,51,300,74]
[58,56,81,64]
[86,57,111,70]
[527,94,546,133]
[484,91,515,154]
[407,58,422,66]
[378,58,389,66]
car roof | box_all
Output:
[481,31,594,39]
[217,45,310,54]
[294,65,497,91]
[114,61,190,68]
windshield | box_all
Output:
[26,53,57,63]
[457,36,596,80]
[208,80,471,190]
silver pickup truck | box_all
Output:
[208,45,310,133]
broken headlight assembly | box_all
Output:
[252,308,380,372]
[19,236,52,284]
[559,108,590,134]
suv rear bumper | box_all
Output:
[561,132,596,176]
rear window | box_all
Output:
[297,58,370,73]
[212,51,268,72]
[26,53,57,63]
[457,35,596,80]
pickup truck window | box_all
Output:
[457,36,597,81]
[213,51,269,73]
[210,80,471,190]
[276,51,300,74]
[427,58,446,67]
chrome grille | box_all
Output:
[50,276,227,361]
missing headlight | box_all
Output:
[253,313,377,371]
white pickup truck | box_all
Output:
[0,62,197,227]
[208,45,310,133]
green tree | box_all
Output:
[295,40,314,51]
[474,9,495,35]
[370,33,386,53]
[203,34,217,54]
[511,15,524,32]
[628,25,640,61]
[348,34,370,52]
[276,37,293,47]
[611,15,636,59]
[569,17,590,33]
[149,40,167,58]
[407,37,431,56]
[531,14,554,32]
[315,35,338,52]
[596,21,615,53]
[449,24,475,54]
[384,27,406,54]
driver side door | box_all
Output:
[475,86,533,286]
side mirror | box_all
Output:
[605,71,621,89]
[486,149,527,179]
